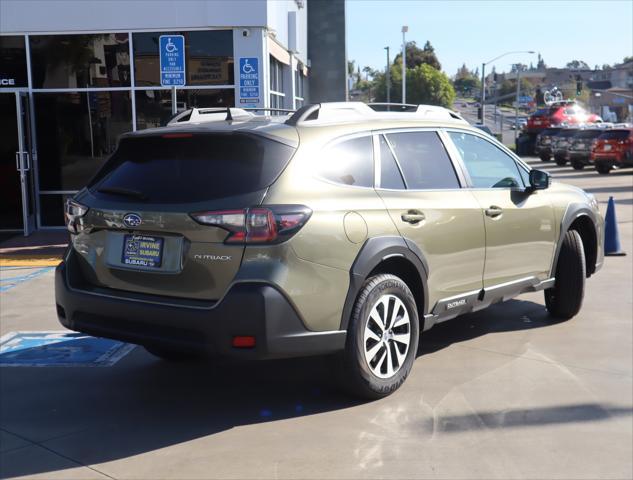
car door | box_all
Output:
[445,130,557,290]
[374,130,486,315]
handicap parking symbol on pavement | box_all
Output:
[0,331,135,367]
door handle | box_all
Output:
[401,211,425,224]
[485,206,503,218]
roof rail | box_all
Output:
[368,103,418,112]
[285,102,375,126]
[286,102,467,126]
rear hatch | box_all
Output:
[70,130,296,301]
[594,129,631,154]
[528,108,554,130]
[569,130,603,153]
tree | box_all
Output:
[497,78,533,99]
[373,60,455,107]
[453,63,480,96]
[393,40,442,71]
[566,60,590,70]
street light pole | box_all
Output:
[480,50,535,126]
[401,26,408,104]
[385,46,391,108]
[480,62,486,123]
[515,64,521,144]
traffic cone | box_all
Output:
[604,196,626,256]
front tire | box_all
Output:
[539,153,551,162]
[572,161,585,170]
[555,155,567,166]
[340,274,420,399]
[596,164,611,174]
[545,230,586,320]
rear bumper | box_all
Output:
[55,254,345,359]
[593,152,633,167]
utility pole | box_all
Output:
[401,26,408,104]
[385,46,391,109]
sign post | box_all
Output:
[239,57,260,107]
[159,35,185,115]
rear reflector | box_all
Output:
[232,336,256,348]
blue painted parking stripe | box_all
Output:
[0,267,54,293]
[0,331,135,367]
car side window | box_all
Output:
[447,131,525,188]
[379,135,406,189]
[385,131,460,189]
[318,136,374,187]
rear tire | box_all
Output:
[555,155,567,166]
[144,345,199,362]
[539,153,551,162]
[596,164,611,174]
[572,161,585,170]
[545,230,585,320]
[340,274,419,399]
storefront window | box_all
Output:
[39,194,72,227]
[0,36,28,88]
[29,34,130,88]
[133,30,234,87]
[34,91,132,190]
[135,88,235,129]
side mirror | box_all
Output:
[528,169,551,191]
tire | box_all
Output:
[144,345,199,362]
[555,155,567,166]
[539,153,551,162]
[572,161,585,170]
[596,164,611,174]
[545,230,586,320]
[340,274,420,399]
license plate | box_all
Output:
[122,235,164,268]
[604,144,612,151]
[534,120,541,125]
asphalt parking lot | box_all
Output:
[1,158,631,480]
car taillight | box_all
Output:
[65,199,89,234]
[191,205,312,244]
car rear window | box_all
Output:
[599,130,631,140]
[558,129,579,137]
[542,128,561,135]
[533,108,551,116]
[89,133,296,203]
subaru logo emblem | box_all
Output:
[123,213,142,228]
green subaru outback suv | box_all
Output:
[56,102,603,398]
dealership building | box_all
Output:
[0,0,346,235]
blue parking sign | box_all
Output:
[239,57,260,105]
[160,35,186,86]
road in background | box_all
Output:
[454,99,529,146]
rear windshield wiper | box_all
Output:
[97,186,148,200]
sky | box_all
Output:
[346,0,633,77]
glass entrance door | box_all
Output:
[0,92,36,235]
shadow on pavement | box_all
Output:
[0,299,608,478]
[432,403,632,433]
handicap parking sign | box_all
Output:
[160,35,186,86]
[239,57,260,105]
